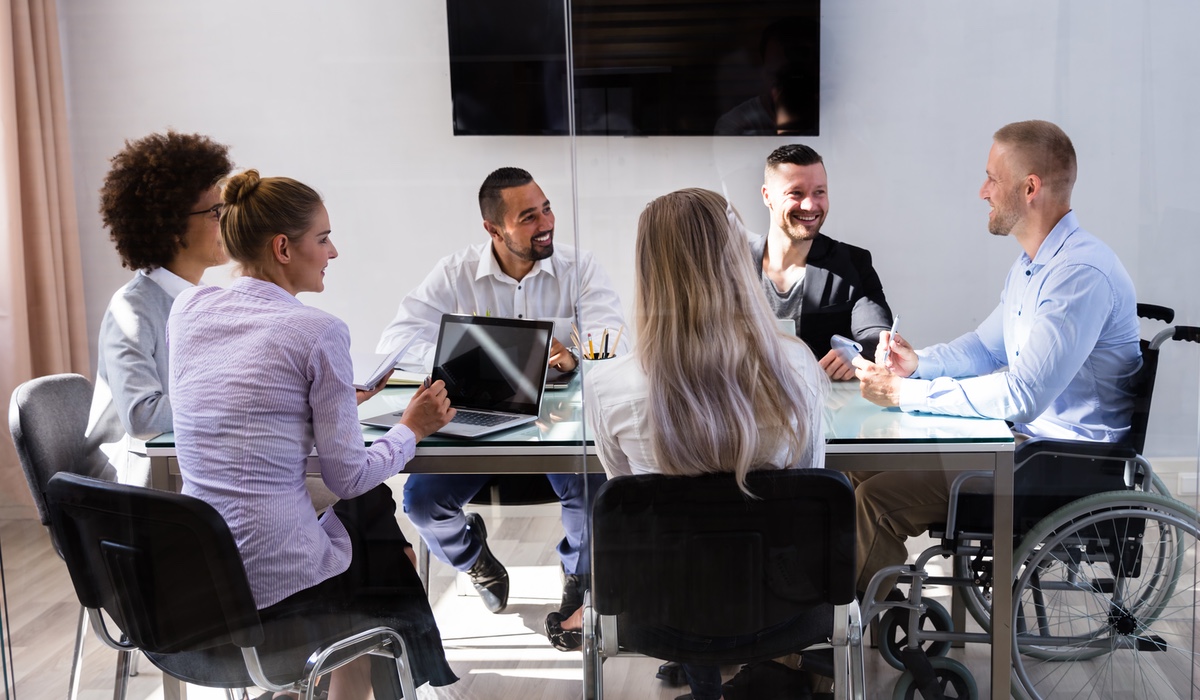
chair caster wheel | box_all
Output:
[656,660,687,686]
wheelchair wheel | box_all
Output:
[1010,491,1199,700]
[877,598,953,671]
[891,656,978,700]
[954,473,1178,637]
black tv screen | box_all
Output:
[446,0,820,136]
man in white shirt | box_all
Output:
[378,168,625,641]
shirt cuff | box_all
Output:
[374,422,418,466]
[911,350,939,380]
[898,377,933,413]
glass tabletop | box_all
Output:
[148,377,1012,450]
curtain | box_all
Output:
[0,0,88,511]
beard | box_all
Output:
[503,231,554,261]
[987,187,1023,236]
[778,211,822,241]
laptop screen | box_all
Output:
[432,315,553,415]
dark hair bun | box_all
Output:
[223,169,262,205]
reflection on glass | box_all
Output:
[445,0,820,136]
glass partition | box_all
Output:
[571,5,1200,700]
[1,2,1191,699]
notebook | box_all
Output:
[361,314,554,438]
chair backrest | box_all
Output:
[45,472,264,654]
[8,373,120,526]
[591,468,855,638]
[1126,303,1176,453]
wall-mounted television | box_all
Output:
[446,0,820,136]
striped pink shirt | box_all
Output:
[168,277,416,608]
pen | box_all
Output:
[601,329,610,359]
[883,315,900,366]
[422,375,431,389]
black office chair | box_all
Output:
[582,469,865,700]
[8,373,128,700]
[44,472,419,700]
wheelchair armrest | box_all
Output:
[1015,437,1137,467]
[944,470,994,538]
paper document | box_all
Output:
[351,336,418,391]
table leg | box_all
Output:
[990,450,1014,698]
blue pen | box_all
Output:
[883,316,900,366]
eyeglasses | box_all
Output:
[188,204,223,220]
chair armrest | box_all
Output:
[1015,437,1137,466]
[944,471,994,537]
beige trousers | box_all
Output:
[851,469,957,597]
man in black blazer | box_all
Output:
[750,143,893,379]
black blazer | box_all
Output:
[750,233,892,359]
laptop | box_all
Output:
[361,314,554,438]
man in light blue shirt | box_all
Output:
[850,120,1141,596]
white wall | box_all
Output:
[59,0,1200,457]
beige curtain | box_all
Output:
[0,0,89,511]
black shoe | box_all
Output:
[464,513,509,613]
[656,660,687,686]
[544,565,589,652]
[559,564,589,612]
[544,609,583,651]
[722,660,812,700]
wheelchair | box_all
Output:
[861,307,1200,699]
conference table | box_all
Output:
[146,379,1016,699]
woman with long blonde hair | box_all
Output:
[581,187,828,699]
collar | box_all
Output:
[1027,210,1080,267]
[475,242,557,283]
[143,267,193,299]
[805,233,834,262]
[229,276,304,305]
[758,231,833,265]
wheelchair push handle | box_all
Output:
[1173,325,1200,344]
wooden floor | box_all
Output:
[0,495,989,700]
[3,476,1196,699]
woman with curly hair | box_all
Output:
[88,130,233,484]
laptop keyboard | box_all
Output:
[451,410,512,427]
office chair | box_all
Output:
[582,469,865,700]
[8,373,129,700]
[44,472,419,700]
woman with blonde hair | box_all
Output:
[168,170,457,699]
[581,187,828,699]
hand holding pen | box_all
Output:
[403,376,455,440]
[877,319,919,378]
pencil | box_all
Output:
[610,325,624,357]
[588,334,595,360]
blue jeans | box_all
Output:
[402,473,605,574]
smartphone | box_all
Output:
[829,334,864,365]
